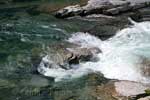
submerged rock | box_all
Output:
[52,73,109,100]
[0,79,16,88]
[28,75,49,87]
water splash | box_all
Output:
[38,21,150,83]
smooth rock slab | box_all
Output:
[94,80,150,100]
[114,81,150,97]
[138,96,150,100]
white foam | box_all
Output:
[67,32,102,48]
[38,21,150,83]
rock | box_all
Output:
[0,79,16,88]
[28,75,49,87]
[54,0,150,18]
[84,15,129,40]
[39,43,101,71]
[103,4,131,15]
[67,47,101,64]
[26,0,88,14]
[114,81,150,97]
[92,81,119,100]
[52,80,150,100]
[81,0,113,15]
[140,58,150,77]
[93,80,150,100]
[131,3,146,10]
[138,96,150,100]
[84,0,130,10]
[138,7,150,21]
[55,5,84,18]
[52,73,109,100]
[88,25,119,40]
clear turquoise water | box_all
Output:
[0,1,100,100]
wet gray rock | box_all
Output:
[39,43,101,70]
[140,58,150,77]
[81,14,130,40]
[55,5,84,18]
[54,0,150,41]
[138,7,150,21]
[103,4,131,15]
[54,0,150,18]
[79,6,150,40]
[88,24,120,40]
[67,47,101,64]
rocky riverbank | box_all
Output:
[49,1,150,100]
[0,0,150,100]
[55,0,150,18]
[38,35,150,100]
[53,0,150,40]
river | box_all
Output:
[0,0,150,100]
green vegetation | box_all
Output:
[145,89,150,95]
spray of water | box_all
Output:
[38,20,150,83]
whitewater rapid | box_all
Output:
[38,21,150,83]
